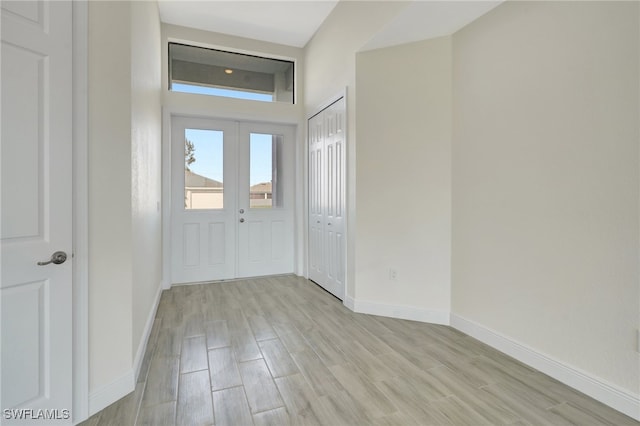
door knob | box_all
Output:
[239,218,245,223]
[239,209,244,214]
[37,251,67,266]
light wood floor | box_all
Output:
[81,275,638,426]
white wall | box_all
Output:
[452,0,639,398]
[88,0,133,394]
[87,0,163,414]
[354,38,452,321]
[303,1,408,110]
[131,0,163,375]
[303,1,409,298]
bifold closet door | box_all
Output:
[308,97,346,300]
[308,112,325,285]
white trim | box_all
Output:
[72,1,89,423]
[161,107,173,289]
[343,294,356,311]
[133,283,163,380]
[294,115,306,277]
[307,89,348,122]
[450,313,640,421]
[346,297,450,325]
[88,371,135,417]
[341,88,349,301]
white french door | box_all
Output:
[171,116,294,284]
[1,1,73,423]
[237,122,295,277]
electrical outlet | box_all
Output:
[389,269,397,281]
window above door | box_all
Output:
[169,43,295,103]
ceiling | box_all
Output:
[157,0,503,50]
[361,1,503,51]
[158,1,340,48]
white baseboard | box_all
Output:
[345,296,450,325]
[344,294,356,311]
[450,313,640,421]
[88,370,134,417]
[88,283,163,417]
[133,283,163,380]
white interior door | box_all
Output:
[308,97,346,300]
[171,117,294,284]
[1,1,73,423]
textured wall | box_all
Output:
[131,1,163,369]
[88,0,133,391]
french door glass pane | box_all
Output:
[184,128,224,209]
[249,133,282,209]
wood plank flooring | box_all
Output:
[81,275,638,426]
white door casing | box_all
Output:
[171,116,295,284]
[308,97,346,300]
[1,1,73,423]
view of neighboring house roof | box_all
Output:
[250,182,272,193]
[185,170,223,187]
[185,171,272,193]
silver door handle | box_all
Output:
[37,251,67,266]
[239,218,245,223]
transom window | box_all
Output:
[169,43,294,103]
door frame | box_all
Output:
[72,0,90,423]
[1,1,87,420]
